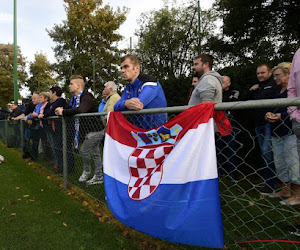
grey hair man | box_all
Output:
[79,81,120,185]
[102,81,121,125]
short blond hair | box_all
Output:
[272,62,291,75]
[70,75,85,88]
[40,92,50,101]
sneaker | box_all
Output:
[268,192,291,199]
[78,171,91,182]
[288,224,300,236]
[86,175,103,185]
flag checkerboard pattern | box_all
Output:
[128,145,173,200]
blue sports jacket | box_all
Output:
[114,74,167,129]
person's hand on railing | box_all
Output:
[265,112,281,122]
[55,107,63,116]
[249,84,259,91]
[125,98,143,110]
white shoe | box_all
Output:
[78,171,91,182]
[86,175,103,185]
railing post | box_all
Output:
[62,117,68,189]
[4,119,8,146]
[20,120,24,152]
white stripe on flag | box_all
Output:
[103,118,217,185]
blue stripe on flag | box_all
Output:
[104,174,224,248]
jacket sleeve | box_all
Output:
[43,103,51,118]
[114,89,128,111]
[105,95,121,112]
[137,83,158,107]
[63,94,94,116]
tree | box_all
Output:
[134,1,218,106]
[47,0,127,94]
[212,0,300,65]
[204,0,300,99]
[27,53,57,93]
[0,43,27,105]
[135,1,217,80]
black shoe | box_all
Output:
[22,154,30,159]
[288,224,300,236]
[29,157,37,162]
[259,187,274,196]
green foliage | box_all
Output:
[212,0,300,64]
[0,44,27,106]
[27,53,57,93]
[47,0,128,95]
[135,0,217,80]
[134,0,218,106]
[207,0,300,99]
[160,77,192,107]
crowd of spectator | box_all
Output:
[1,50,300,205]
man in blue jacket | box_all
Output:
[114,54,167,129]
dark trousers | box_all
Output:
[54,121,75,173]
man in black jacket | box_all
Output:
[55,75,102,175]
[249,63,279,194]
[10,102,24,118]
[42,86,67,172]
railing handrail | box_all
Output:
[2,97,300,121]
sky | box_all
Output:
[0,0,214,64]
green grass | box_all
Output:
[0,145,142,250]
[3,140,300,249]
[219,176,300,249]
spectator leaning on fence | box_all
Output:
[216,75,240,181]
[188,54,223,135]
[43,86,67,172]
[114,54,167,129]
[286,48,300,236]
[288,48,300,151]
[249,63,279,195]
[9,102,24,119]
[11,93,38,159]
[264,62,300,205]
[55,75,102,174]
[9,102,24,143]
[78,81,120,185]
[36,92,53,162]
[98,89,107,113]
[23,92,42,161]
[188,54,223,105]
[102,81,121,125]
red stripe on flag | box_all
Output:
[106,103,218,147]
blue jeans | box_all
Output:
[216,129,238,179]
[255,123,277,190]
[272,134,300,184]
[46,129,59,165]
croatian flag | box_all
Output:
[103,103,226,248]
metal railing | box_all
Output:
[2,97,300,249]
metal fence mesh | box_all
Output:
[2,99,300,248]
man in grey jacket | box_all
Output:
[188,54,223,105]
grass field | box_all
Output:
[0,144,143,250]
[3,138,300,250]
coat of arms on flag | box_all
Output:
[129,125,182,200]
[103,103,227,248]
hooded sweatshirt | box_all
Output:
[188,71,224,105]
[288,48,300,122]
